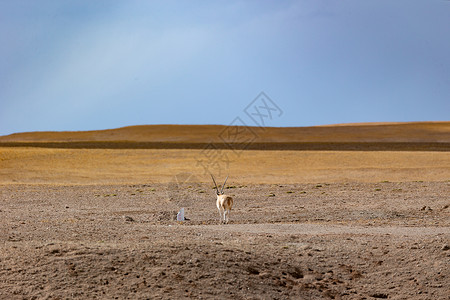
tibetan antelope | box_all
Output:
[211,174,234,224]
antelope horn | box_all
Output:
[221,175,229,194]
[210,174,219,194]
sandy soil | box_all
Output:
[1,181,449,299]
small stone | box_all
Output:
[123,216,134,222]
[442,244,449,251]
[420,206,432,211]
[370,292,388,299]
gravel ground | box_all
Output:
[1,181,449,299]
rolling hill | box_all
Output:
[0,122,449,151]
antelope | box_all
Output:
[211,174,234,224]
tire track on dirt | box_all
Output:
[187,223,450,237]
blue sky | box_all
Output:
[0,0,449,136]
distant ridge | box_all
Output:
[0,122,449,151]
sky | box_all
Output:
[0,0,449,136]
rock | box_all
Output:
[288,267,304,279]
[370,292,388,299]
[420,206,432,211]
[246,266,260,275]
[442,244,449,251]
[123,216,135,222]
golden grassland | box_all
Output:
[1,147,448,184]
[1,122,449,143]
[0,122,449,185]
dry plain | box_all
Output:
[0,122,449,299]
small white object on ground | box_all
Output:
[177,208,185,221]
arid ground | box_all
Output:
[0,122,449,299]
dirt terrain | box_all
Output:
[0,122,449,299]
[1,181,449,299]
